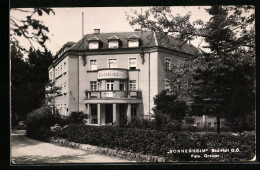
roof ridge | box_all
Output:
[107,35,120,40]
[85,31,153,35]
[87,36,100,41]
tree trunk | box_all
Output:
[217,116,220,134]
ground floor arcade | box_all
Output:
[85,103,140,125]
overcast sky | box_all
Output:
[11,6,212,55]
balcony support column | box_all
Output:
[127,103,131,124]
[87,104,90,124]
[97,104,101,125]
[113,104,117,124]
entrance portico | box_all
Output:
[86,103,138,125]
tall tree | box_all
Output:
[10,8,55,126]
[127,6,255,133]
[11,41,31,124]
[11,44,54,126]
[153,90,187,122]
[191,6,255,133]
[27,48,54,107]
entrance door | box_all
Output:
[105,104,113,124]
[119,104,127,125]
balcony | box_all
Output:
[85,90,142,99]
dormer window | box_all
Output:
[127,34,141,48]
[128,40,139,47]
[107,35,120,49]
[108,41,119,48]
[89,42,99,49]
[88,36,101,49]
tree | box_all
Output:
[127,6,255,133]
[11,44,55,126]
[10,8,55,51]
[45,81,61,114]
[11,41,32,125]
[191,6,255,133]
[10,8,56,127]
[184,116,195,129]
[153,90,187,122]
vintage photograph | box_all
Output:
[10,6,255,163]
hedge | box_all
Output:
[55,124,255,161]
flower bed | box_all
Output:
[55,124,255,162]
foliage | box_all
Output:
[152,109,171,130]
[165,120,182,132]
[227,115,255,132]
[184,116,195,125]
[153,90,187,121]
[26,105,61,140]
[127,6,255,133]
[55,124,255,161]
[11,43,32,125]
[10,8,55,51]
[190,6,255,133]
[66,112,89,124]
[126,118,157,130]
[11,44,54,126]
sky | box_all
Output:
[10,6,212,56]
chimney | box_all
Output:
[94,29,100,34]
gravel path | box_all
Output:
[11,130,133,164]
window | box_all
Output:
[49,72,52,81]
[165,79,171,90]
[120,81,125,90]
[63,82,66,93]
[60,104,63,114]
[57,67,60,76]
[90,81,97,91]
[64,104,67,116]
[60,83,63,93]
[106,80,114,90]
[98,81,101,90]
[129,80,136,91]
[129,58,137,69]
[214,122,217,127]
[108,58,118,68]
[128,40,139,47]
[90,59,97,70]
[108,41,119,48]
[89,42,99,49]
[64,62,66,72]
[60,65,62,74]
[131,104,137,119]
[91,104,98,124]
[165,58,171,70]
[55,68,57,78]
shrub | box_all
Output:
[66,111,89,124]
[184,116,195,125]
[58,112,89,126]
[55,124,255,161]
[26,105,60,140]
[164,120,182,132]
[152,110,171,130]
[127,118,157,130]
[153,90,187,121]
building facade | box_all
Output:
[48,29,200,125]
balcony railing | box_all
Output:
[85,90,142,99]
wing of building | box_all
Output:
[48,29,202,125]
